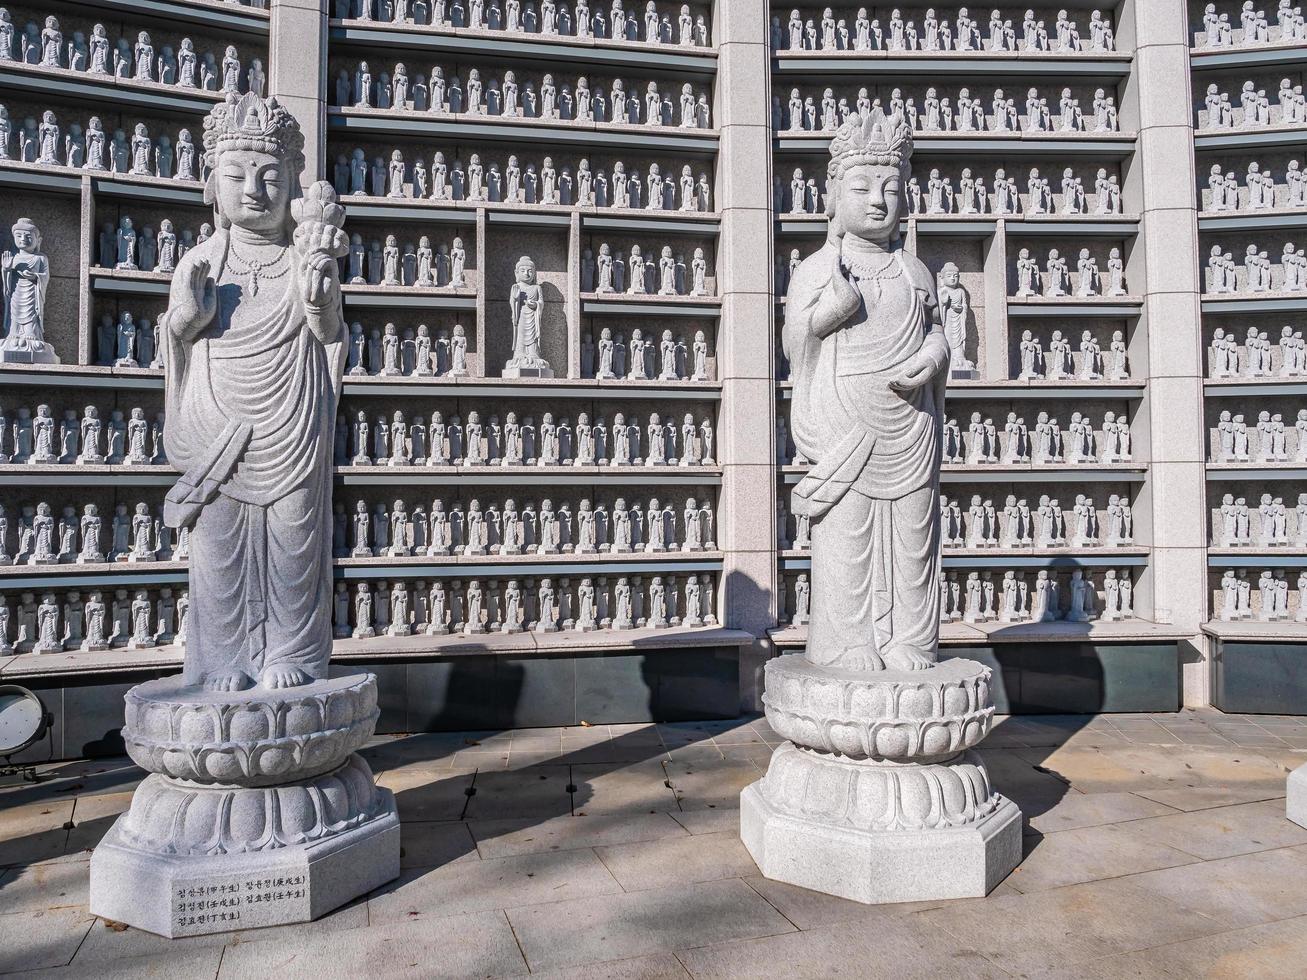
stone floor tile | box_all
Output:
[664,758,764,810]
[570,762,679,815]
[662,744,727,763]
[0,907,95,974]
[919,876,1228,976]
[398,820,479,869]
[559,741,670,766]
[217,910,527,980]
[462,766,573,820]
[469,812,686,860]
[673,911,1007,980]
[594,830,758,891]
[1026,790,1179,834]
[1116,798,1307,860]
[506,878,795,973]
[506,952,691,980]
[1121,845,1307,930]
[0,857,88,913]
[10,944,225,979]
[714,745,775,767]
[707,727,772,746]
[740,874,898,930]
[379,768,476,822]
[0,800,75,868]
[1007,823,1199,892]
[63,791,135,856]
[368,847,621,923]
[1134,784,1286,812]
[668,808,741,837]
[449,748,514,769]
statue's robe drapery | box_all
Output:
[784,241,944,669]
[163,231,345,686]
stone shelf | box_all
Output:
[0,365,165,391]
[1202,619,1307,640]
[1189,43,1307,71]
[1007,297,1144,317]
[1204,379,1307,396]
[73,0,270,36]
[340,286,478,311]
[1194,125,1307,151]
[1200,294,1307,314]
[780,551,1148,571]
[779,464,1148,484]
[769,618,1182,649]
[582,213,722,237]
[0,466,177,488]
[774,132,1137,159]
[579,294,720,317]
[769,52,1133,79]
[88,269,170,298]
[1206,550,1307,567]
[1206,464,1307,479]
[335,466,722,487]
[775,214,1140,238]
[0,64,224,118]
[329,21,719,77]
[0,161,200,200]
[329,193,721,227]
[777,380,1145,399]
[0,625,752,679]
[328,108,720,155]
[90,176,206,207]
[1197,211,1307,233]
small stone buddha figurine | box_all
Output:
[503,255,553,377]
[1,217,57,363]
[936,261,975,378]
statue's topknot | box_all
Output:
[202,93,304,172]
[827,108,914,178]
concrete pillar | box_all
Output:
[1133,0,1209,705]
[269,0,329,183]
[714,0,776,709]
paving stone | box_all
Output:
[0,857,88,912]
[1134,785,1286,813]
[64,790,134,855]
[595,831,758,891]
[1026,791,1179,834]
[1116,798,1307,861]
[1007,823,1199,892]
[0,907,95,974]
[469,812,687,860]
[506,878,796,972]
[668,808,740,836]
[505,951,690,980]
[0,799,75,867]
[664,758,764,810]
[571,762,679,815]
[9,944,225,979]
[673,911,1007,979]
[368,848,621,924]
[462,765,573,819]
[398,820,479,869]
[216,910,527,979]
[378,769,476,822]
[917,876,1228,976]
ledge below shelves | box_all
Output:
[769,618,1185,649]
[780,464,1148,484]
[770,51,1132,79]
[1202,620,1307,641]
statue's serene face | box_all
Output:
[214,148,290,236]
[516,262,536,285]
[836,163,902,243]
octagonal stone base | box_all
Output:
[90,791,399,938]
[741,763,1021,905]
[1287,763,1307,828]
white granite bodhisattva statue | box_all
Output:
[1,217,58,363]
[89,94,399,939]
[740,108,1021,905]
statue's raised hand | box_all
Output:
[302,223,342,312]
[169,258,217,341]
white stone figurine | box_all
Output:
[503,255,553,377]
[1,218,57,363]
[89,95,399,940]
[937,261,975,378]
[741,109,1020,905]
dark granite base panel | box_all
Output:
[1214,642,1307,714]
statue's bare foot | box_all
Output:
[883,649,934,671]
[203,670,253,692]
[261,665,313,689]
[838,649,886,670]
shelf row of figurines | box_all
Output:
[1208,325,1307,377]
[785,566,1138,627]
[336,0,713,48]
[1210,408,1307,462]
[0,501,182,566]
[1205,242,1307,293]
[1203,160,1307,212]
[95,217,212,276]
[779,409,1135,466]
[1012,246,1129,298]
[1198,2,1307,48]
[0,587,188,654]
[336,492,716,556]
[335,64,712,129]
[0,13,264,94]
[774,85,1120,135]
[336,572,721,639]
[777,164,1124,216]
[334,408,716,467]
[331,148,712,211]
[773,6,1115,53]
[0,405,163,467]
[1213,491,1307,547]
[1200,79,1307,130]
[1215,568,1307,623]
[0,105,200,180]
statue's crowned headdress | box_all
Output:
[202,92,304,170]
[827,108,914,178]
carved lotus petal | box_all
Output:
[943,683,971,716]
[230,705,273,743]
[874,725,910,758]
[921,721,955,756]
[897,684,936,719]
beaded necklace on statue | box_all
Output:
[226,242,290,297]
[840,240,902,283]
